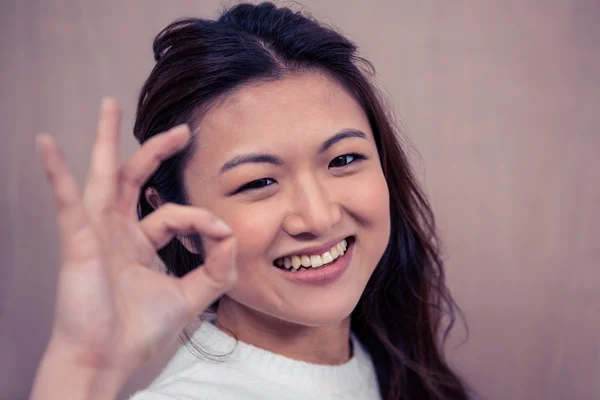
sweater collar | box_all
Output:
[187,319,379,393]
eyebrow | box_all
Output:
[318,129,367,153]
[219,153,284,175]
[219,128,368,175]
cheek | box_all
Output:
[225,208,280,268]
[343,168,390,229]
[349,170,391,276]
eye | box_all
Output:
[235,178,277,194]
[329,153,367,168]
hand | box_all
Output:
[31,98,237,398]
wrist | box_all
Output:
[31,338,128,400]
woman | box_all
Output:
[31,3,469,399]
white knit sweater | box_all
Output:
[130,321,382,399]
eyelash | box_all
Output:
[328,153,367,168]
[234,153,368,194]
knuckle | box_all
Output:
[86,201,113,216]
[119,166,144,188]
[204,239,237,288]
[193,208,212,221]
[56,196,80,215]
[203,267,235,290]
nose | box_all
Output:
[282,174,342,237]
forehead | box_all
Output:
[194,72,372,158]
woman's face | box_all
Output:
[184,72,390,327]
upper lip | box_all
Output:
[274,236,352,261]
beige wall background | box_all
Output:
[1,1,599,399]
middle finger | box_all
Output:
[83,98,122,213]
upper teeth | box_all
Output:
[276,239,348,271]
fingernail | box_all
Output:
[213,217,232,234]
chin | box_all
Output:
[275,291,363,328]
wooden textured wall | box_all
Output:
[1,1,598,399]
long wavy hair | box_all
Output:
[133,3,469,399]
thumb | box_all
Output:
[177,235,237,317]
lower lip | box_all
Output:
[274,240,354,285]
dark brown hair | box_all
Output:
[133,3,469,399]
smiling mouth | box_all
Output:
[273,236,354,272]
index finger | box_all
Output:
[117,125,191,216]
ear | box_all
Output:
[144,187,200,254]
[144,187,163,210]
[178,234,201,254]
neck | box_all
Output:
[215,296,352,365]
